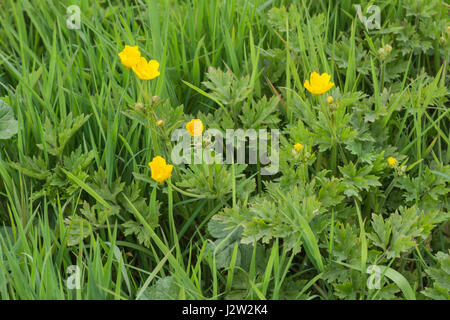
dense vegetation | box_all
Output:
[0,0,449,300]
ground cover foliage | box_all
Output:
[0,0,449,300]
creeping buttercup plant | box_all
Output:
[0,0,448,301]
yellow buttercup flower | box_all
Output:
[148,156,173,183]
[304,72,334,95]
[132,57,160,80]
[118,45,141,69]
[387,157,398,168]
[294,143,304,152]
[186,119,204,137]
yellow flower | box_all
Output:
[132,57,160,80]
[387,157,398,168]
[148,156,173,183]
[186,119,204,137]
[327,96,334,104]
[294,143,304,152]
[304,72,334,95]
[118,45,141,69]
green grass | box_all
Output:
[0,0,449,300]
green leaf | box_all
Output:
[0,98,18,140]
[37,113,90,156]
[422,251,450,300]
[64,215,93,246]
[138,276,180,300]
[202,67,251,106]
[337,261,416,300]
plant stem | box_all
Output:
[232,163,236,209]
[379,175,398,214]
[168,180,182,263]
[168,181,206,198]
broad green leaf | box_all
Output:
[0,99,18,140]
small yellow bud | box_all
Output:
[327,96,334,104]
[156,119,164,127]
[384,44,392,54]
[134,102,144,111]
[378,44,392,60]
[387,157,398,168]
[294,143,304,152]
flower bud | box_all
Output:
[134,102,144,111]
[387,157,398,168]
[151,96,161,104]
[384,44,392,54]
